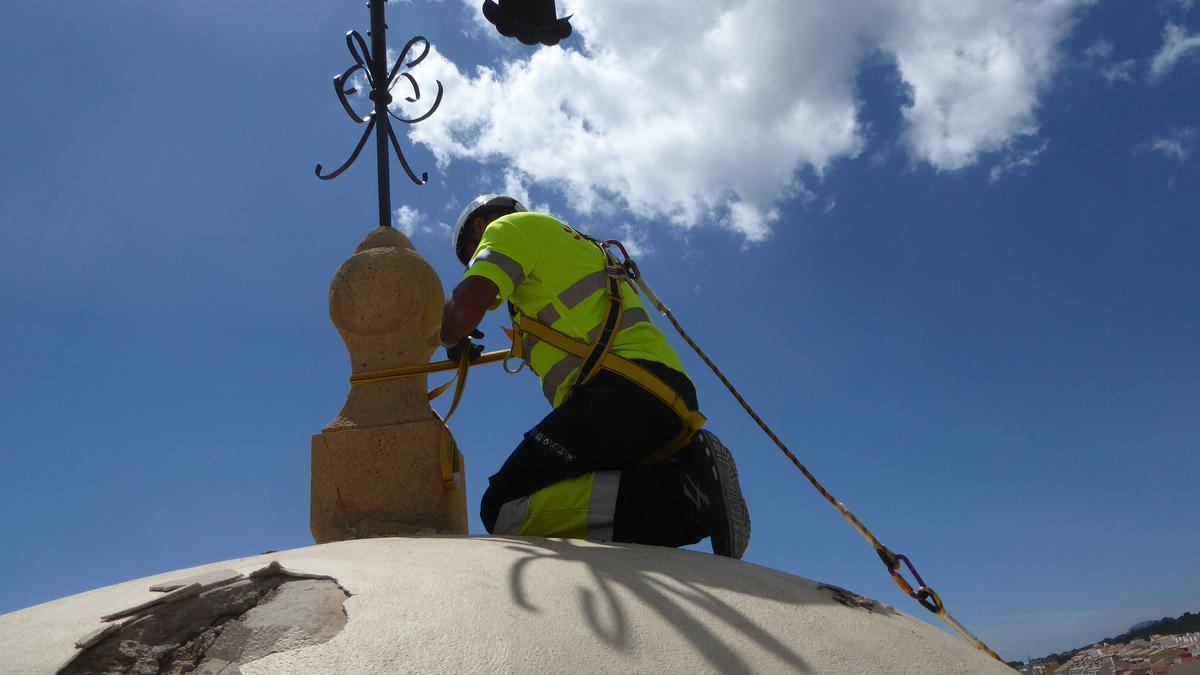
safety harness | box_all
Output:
[506,238,707,466]
[347,234,1006,665]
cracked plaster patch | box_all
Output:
[816,583,895,614]
[59,563,350,675]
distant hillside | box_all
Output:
[1039,610,1200,664]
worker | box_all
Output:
[439,194,750,558]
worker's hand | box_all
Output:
[445,329,485,363]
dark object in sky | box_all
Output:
[482,0,573,46]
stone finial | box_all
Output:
[325,227,443,430]
[311,226,468,542]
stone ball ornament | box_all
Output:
[483,0,573,46]
[328,227,436,342]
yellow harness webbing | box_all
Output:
[349,350,508,387]
[513,313,707,463]
[347,349,507,494]
[344,236,1004,664]
[571,245,626,390]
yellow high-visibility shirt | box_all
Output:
[463,212,688,407]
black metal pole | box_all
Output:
[369,0,392,229]
[315,2,440,226]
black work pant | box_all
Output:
[480,361,708,548]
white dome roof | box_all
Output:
[0,536,1012,674]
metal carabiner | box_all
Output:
[603,239,641,280]
[883,552,945,614]
[503,356,526,374]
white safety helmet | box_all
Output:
[451,194,526,266]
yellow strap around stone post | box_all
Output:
[436,351,472,493]
[348,350,510,387]
[348,348,511,494]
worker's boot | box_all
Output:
[682,430,751,559]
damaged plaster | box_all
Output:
[59,563,349,675]
[0,537,1017,674]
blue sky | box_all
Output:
[1,0,1197,661]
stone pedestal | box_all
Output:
[311,227,468,543]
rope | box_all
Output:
[346,256,1002,662]
[632,275,1005,664]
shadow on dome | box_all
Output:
[493,537,897,673]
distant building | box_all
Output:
[1031,660,1062,675]
[1167,658,1200,675]
[1048,635,1200,675]
[1058,653,1117,675]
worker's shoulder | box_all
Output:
[482,212,593,268]
[488,211,567,236]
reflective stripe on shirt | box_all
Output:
[461,212,687,407]
[472,249,525,289]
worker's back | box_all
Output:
[464,211,687,406]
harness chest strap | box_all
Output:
[572,248,626,390]
[514,314,707,454]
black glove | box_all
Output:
[445,329,485,363]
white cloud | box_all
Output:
[1146,128,1196,160]
[989,141,1049,183]
[884,0,1088,171]
[1084,38,1114,62]
[615,223,653,259]
[1082,37,1138,84]
[400,0,1092,242]
[1153,139,1188,159]
[393,204,425,235]
[391,204,452,237]
[1149,23,1200,79]
[1102,59,1139,83]
[500,169,531,209]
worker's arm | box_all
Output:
[440,275,500,347]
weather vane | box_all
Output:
[314,0,572,230]
[315,0,444,230]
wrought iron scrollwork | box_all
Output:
[388,36,444,125]
[314,31,442,186]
